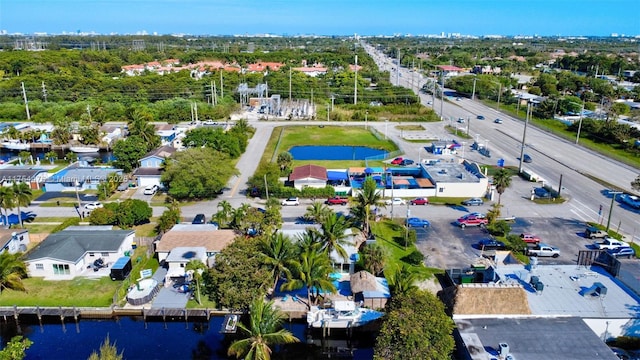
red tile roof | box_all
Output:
[289,164,327,181]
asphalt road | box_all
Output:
[363,43,640,244]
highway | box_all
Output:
[363,42,640,241]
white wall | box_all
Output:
[434,179,488,198]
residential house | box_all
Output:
[155,224,237,267]
[100,125,123,147]
[0,228,30,254]
[293,66,328,77]
[163,246,208,282]
[24,226,135,279]
[0,167,49,189]
[288,164,328,190]
[437,65,464,77]
[44,165,123,192]
[245,62,284,74]
[133,145,176,188]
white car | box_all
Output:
[281,197,300,206]
[84,202,103,210]
[143,185,158,195]
[384,198,406,206]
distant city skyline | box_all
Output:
[1,0,639,37]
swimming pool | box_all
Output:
[289,145,388,160]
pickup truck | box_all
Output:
[526,243,560,258]
[593,238,629,250]
[585,226,608,239]
[326,197,348,206]
[456,213,488,228]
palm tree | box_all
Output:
[352,176,384,238]
[45,151,58,164]
[214,200,234,228]
[0,187,15,227]
[185,260,206,305]
[304,201,330,223]
[317,211,353,261]
[231,203,252,233]
[5,126,20,141]
[283,245,336,309]
[360,243,386,276]
[227,299,299,360]
[12,182,32,228]
[128,110,160,151]
[0,250,28,293]
[388,265,418,296]
[258,233,296,293]
[493,168,512,205]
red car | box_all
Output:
[391,157,404,165]
[410,197,429,205]
[456,214,488,228]
[520,233,541,244]
[326,197,348,205]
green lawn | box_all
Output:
[0,277,119,307]
[370,219,443,279]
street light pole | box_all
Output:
[365,110,368,130]
[606,192,622,232]
[496,82,502,111]
[439,74,444,120]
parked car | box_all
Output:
[385,198,406,206]
[457,117,465,123]
[326,197,348,205]
[523,154,533,163]
[477,238,506,250]
[84,202,103,210]
[410,197,429,205]
[520,233,541,244]
[456,213,488,228]
[534,187,550,198]
[494,118,503,124]
[526,243,560,257]
[143,185,158,195]
[607,247,636,259]
[400,159,415,166]
[462,197,484,206]
[593,238,629,250]
[192,214,206,224]
[407,217,430,228]
[281,197,300,206]
[476,115,485,120]
[390,157,404,165]
[585,226,608,239]
[117,182,130,191]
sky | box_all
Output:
[1,0,639,37]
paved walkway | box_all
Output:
[150,266,190,309]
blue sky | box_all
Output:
[1,0,639,36]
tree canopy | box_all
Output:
[374,290,455,360]
[161,148,239,200]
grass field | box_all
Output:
[0,277,119,307]
[262,125,400,168]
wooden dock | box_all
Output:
[0,306,240,322]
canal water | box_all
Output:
[0,316,375,360]
[0,149,115,164]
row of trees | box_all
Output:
[87,199,152,228]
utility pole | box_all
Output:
[289,67,292,102]
[471,77,477,100]
[41,81,47,102]
[213,82,218,105]
[331,95,335,112]
[396,49,400,86]
[220,71,224,98]
[439,74,444,120]
[606,192,623,232]
[518,102,531,173]
[496,82,502,111]
[354,54,358,105]
[214,81,216,106]
[326,104,330,121]
[575,100,585,144]
[21,82,31,120]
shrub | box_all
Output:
[401,250,424,265]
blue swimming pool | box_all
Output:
[289,145,388,160]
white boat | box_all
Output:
[70,146,100,153]
[1,140,30,151]
[306,301,383,329]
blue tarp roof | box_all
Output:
[327,171,348,181]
